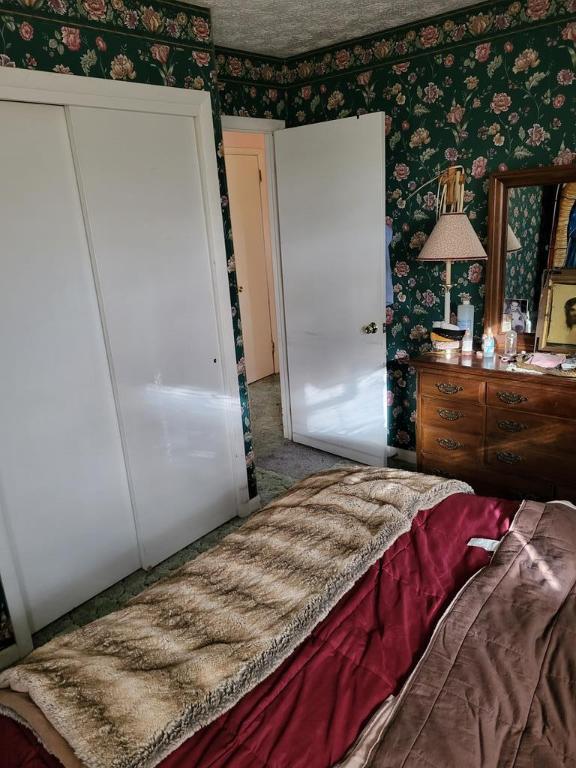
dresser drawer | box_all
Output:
[419,455,554,501]
[478,469,554,502]
[420,371,485,404]
[486,407,574,453]
[421,398,484,435]
[421,426,482,459]
[420,452,481,480]
[485,446,570,482]
[486,380,576,418]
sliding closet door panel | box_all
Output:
[0,102,140,631]
[68,107,237,567]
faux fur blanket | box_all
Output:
[0,467,472,768]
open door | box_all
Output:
[275,113,387,465]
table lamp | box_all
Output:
[416,167,487,348]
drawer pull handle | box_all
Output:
[498,419,528,433]
[437,437,462,451]
[438,408,464,421]
[497,390,528,405]
[496,450,523,464]
[430,467,450,478]
[436,382,463,395]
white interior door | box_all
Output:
[225,150,276,383]
[0,102,140,631]
[275,114,387,465]
[68,106,240,567]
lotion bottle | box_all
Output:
[457,296,474,335]
[504,328,518,356]
[461,329,473,355]
[482,328,495,358]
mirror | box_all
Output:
[504,185,555,333]
[485,165,576,351]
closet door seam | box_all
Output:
[64,105,145,569]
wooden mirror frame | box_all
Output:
[485,164,576,351]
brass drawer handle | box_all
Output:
[436,382,463,395]
[429,467,450,478]
[497,419,528,433]
[496,450,523,464]
[437,437,462,451]
[497,390,528,405]
[438,408,464,421]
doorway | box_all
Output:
[223,127,291,481]
[222,114,405,494]
[223,119,357,484]
[223,130,278,385]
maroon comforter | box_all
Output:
[367,499,576,767]
[0,494,516,768]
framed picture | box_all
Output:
[535,269,576,353]
[549,182,576,269]
[503,298,528,333]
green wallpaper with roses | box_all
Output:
[215,46,286,119]
[219,0,576,451]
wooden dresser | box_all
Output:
[413,353,576,503]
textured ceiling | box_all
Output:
[198,0,486,58]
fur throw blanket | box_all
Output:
[0,467,472,768]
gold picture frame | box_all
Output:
[536,269,576,353]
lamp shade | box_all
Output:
[417,212,487,262]
[506,224,522,252]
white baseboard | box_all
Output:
[239,495,261,518]
[391,448,417,466]
[292,432,382,466]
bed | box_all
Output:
[0,467,571,768]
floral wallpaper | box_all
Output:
[215,0,576,453]
[282,0,576,84]
[505,184,547,320]
[215,47,286,119]
[283,3,576,451]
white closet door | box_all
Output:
[0,102,140,631]
[68,107,239,567]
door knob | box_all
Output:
[362,322,378,334]
[238,285,244,293]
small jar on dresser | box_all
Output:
[412,353,576,503]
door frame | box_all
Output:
[0,70,251,663]
[224,145,279,382]
[222,116,292,439]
